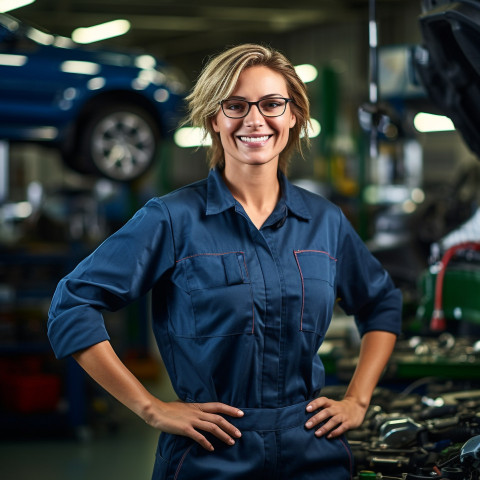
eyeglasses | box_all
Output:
[219,97,293,119]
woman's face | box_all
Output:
[211,66,296,171]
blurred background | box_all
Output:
[2,1,480,479]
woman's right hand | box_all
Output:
[72,341,243,452]
[142,398,244,451]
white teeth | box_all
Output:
[240,135,269,143]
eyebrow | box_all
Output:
[226,94,287,100]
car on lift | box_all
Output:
[0,13,186,182]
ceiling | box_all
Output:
[12,0,420,70]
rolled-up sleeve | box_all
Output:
[335,212,402,337]
[48,199,175,358]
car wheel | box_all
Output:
[78,104,160,182]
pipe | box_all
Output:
[431,241,480,331]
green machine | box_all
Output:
[416,242,480,331]
[319,242,480,383]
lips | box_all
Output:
[238,135,272,143]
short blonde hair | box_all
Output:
[184,43,310,174]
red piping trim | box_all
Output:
[339,437,353,479]
[173,444,194,480]
[294,249,337,331]
[294,251,305,331]
[294,249,337,262]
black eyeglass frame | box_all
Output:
[218,97,294,119]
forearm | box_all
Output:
[73,340,156,420]
[73,340,244,451]
[343,330,397,408]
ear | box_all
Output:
[211,114,220,133]
[289,112,297,129]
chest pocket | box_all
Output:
[294,250,337,335]
[178,251,254,337]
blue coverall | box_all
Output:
[48,168,402,479]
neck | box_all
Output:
[222,162,281,229]
[223,162,280,208]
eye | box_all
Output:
[223,100,247,111]
[260,99,285,111]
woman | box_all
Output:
[48,44,402,479]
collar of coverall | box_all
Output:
[205,167,312,223]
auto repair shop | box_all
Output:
[1,1,480,479]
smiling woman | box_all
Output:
[210,66,297,175]
[48,43,402,480]
[184,43,311,174]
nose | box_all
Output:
[243,103,264,127]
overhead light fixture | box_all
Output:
[301,118,321,138]
[60,60,101,75]
[87,77,106,91]
[294,64,318,83]
[25,127,58,140]
[413,112,455,133]
[72,19,131,44]
[26,27,54,45]
[135,55,156,70]
[174,127,212,148]
[0,0,35,13]
[0,53,27,66]
[154,88,170,103]
[53,36,74,48]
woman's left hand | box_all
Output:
[304,396,367,439]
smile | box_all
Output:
[239,135,271,143]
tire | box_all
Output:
[76,103,160,182]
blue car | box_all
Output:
[0,13,186,181]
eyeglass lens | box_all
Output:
[222,98,288,118]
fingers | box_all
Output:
[305,397,353,439]
[184,402,243,451]
[310,416,347,439]
[186,421,239,452]
[198,419,239,446]
[195,410,242,440]
[186,427,215,452]
[306,396,330,413]
[305,410,345,438]
[305,396,334,429]
[200,402,245,418]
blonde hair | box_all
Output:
[183,43,310,174]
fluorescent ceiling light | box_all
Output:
[135,55,156,69]
[364,185,411,205]
[26,27,54,45]
[154,88,170,103]
[87,77,106,91]
[72,19,131,44]
[60,60,101,75]
[0,53,27,66]
[294,64,318,83]
[174,127,212,148]
[0,0,35,13]
[414,112,455,133]
[303,118,321,138]
[53,36,74,48]
[25,126,58,140]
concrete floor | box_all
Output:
[0,367,177,480]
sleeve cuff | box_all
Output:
[48,305,110,359]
